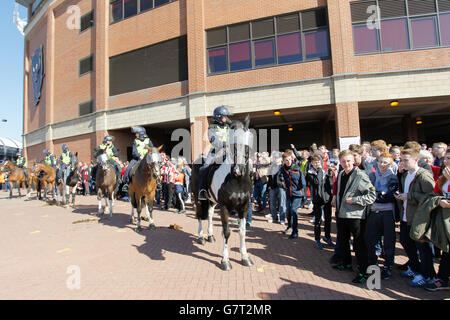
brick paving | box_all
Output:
[0,190,448,300]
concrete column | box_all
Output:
[190,116,209,163]
[45,9,55,153]
[402,116,418,141]
[94,0,109,112]
[23,39,30,158]
[335,102,361,144]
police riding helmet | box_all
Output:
[17,151,23,156]
[131,126,145,134]
[213,105,231,123]
[43,149,50,155]
[138,131,148,139]
[103,136,113,143]
[62,144,68,152]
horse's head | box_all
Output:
[95,148,109,171]
[228,114,252,177]
[145,145,163,177]
[71,152,78,170]
[1,160,12,171]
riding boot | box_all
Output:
[198,151,216,200]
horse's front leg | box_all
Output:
[207,204,216,243]
[146,201,155,230]
[220,207,232,271]
[108,190,113,218]
[239,216,253,267]
[18,183,21,198]
[97,189,104,215]
[71,186,76,206]
[197,218,205,244]
[136,197,143,232]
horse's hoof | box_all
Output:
[136,226,142,232]
[197,237,206,245]
[129,218,133,223]
[242,257,254,267]
[141,216,149,221]
[207,235,216,243]
[148,223,156,230]
[220,260,232,271]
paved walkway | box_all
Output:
[0,190,447,300]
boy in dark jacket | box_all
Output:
[306,154,333,249]
[278,150,304,239]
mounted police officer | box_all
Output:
[123,126,154,185]
[57,144,73,184]
[198,105,232,200]
[15,150,29,184]
[94,136,123,184]
[43,149,56,168]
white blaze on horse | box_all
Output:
[192,115,254,271]
[95,151,118,217]
[55,152,80,207]
[128,145,163,232]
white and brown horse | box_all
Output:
[0,160,31,198]
[95,150,118,217]
[55,152,80,207]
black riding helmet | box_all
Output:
[43,149,50,155]
[213,105,231,124]
[103,136,114,143]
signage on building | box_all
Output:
[31,45,44,106]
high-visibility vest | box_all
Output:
[16,156,26,167]
[61,151,71,165]
[45,155,54,166]
[210,124,228,150]
[99,143,115,159]
[135,138,150,157]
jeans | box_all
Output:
[337,217,368,274]
[163,182,174,209]
[155,189,161,205]
[400,221,436,278]
[253,180,267,209]
[366,210,396,268]
[286,196,302,234]
[269,188,280,222]
[278,188,287,223]
[247,198,253,224]
[313,202,332,242]
[437,251,449,284]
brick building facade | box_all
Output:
[18,0,450,163]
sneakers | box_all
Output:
[424,278,449,292]
[381,267,392,280]
[352,273,368,284]
[401,267,418,278]
[288,233,298,239]
[409,274,428,287]
[246,221,251,228]
[283,227,292,235]
[280,220,286,226]
[323,237,335,247]
[333,264,353,271]
[310,217,315,223]
[316,241,323,249]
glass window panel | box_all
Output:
[439,13,450,46]
[254,38,275,66]
[411,16,438,48]
[252,18,274,38]
[124,0,137,18]
[208,47,228,73]
[439,0,450,12]
[229,41,252,71]
[353,24,379,53]
[378,0,406,19]
[301,8,328,30]
[140,0,154,11]
[304,29,330,59]
[111,0,123,22]
[276,14,300,34]
[229,23,250,42]
[277,32,302,64]
[380,18,409,51]
[207,28,227,47]
[155,0,170,7]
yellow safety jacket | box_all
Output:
[99,143,115,159]
[61,151,71,165]
[45,155,54,166]
[16,156,27,167]
[135,138,150,157]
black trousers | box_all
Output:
[337,217,368,274]
[163,182,174,209]
[313,202,332,241]
[366,210,396,268]
[437,251,450,284]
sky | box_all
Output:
[0,2,28,143]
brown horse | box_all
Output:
[34,163,56,200]
[95,150,118,217]
[0,160,30,198]
[128,145,163,231]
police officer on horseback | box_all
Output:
[94,136,123,184]
[43,149,56,168]
[15,150,29,184]
[57,144,73,184]
[198,105,232,200]
[123,126,154,185]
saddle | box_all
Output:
[128,160,141,183]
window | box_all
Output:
[79,55,93,76]
[206,8,330,74]
[229,41,252,71]
[380,18,409,52]
[79,100,93,116]
[411,16,438,48]
[277,32,302,64]
[110,0,176,23]
[80,10,94,33]
[124,0,137,18]
[351,0,450,54]
[109,36,188,96]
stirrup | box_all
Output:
[198,189,208,200]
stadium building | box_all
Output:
[17,0,450,163]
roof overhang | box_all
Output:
[15,0,35,7]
